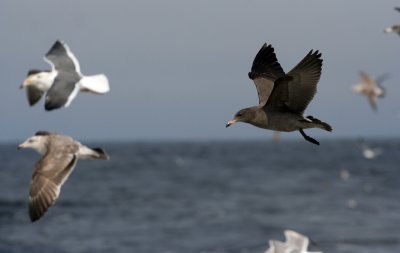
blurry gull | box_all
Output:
[226,43,332,145]
[361,144,383,159]
[384,7,400,35]
[20,40,110,111]
[346,199,358,209]
[352,71,388,111]
[18,131,109,222]
[264,230,322,253]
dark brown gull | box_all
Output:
[20,40,110,111]
[18,131,109,222]
[226,43,332,145]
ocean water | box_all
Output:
[1,140,400,253]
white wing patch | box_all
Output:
[43,56,56,72]
[64,84,80,107]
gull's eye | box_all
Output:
[237,113,242,117]
[28,139,34,143]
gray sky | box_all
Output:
[1,0,399,142]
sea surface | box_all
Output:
[1,140,400,253]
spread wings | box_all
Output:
[248,44,285,105]
[29,142,78,222]
[266,50,322,113]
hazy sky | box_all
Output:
[1,0,400,142]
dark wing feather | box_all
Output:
[45,40,80,73]
[29,141,78,222]
[285,50,323,113]
[26,86,45,106]
[395,7,400,12]
[264,76,293,110]
[248,44,285,105]
[44,72,80,111]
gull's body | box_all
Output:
[21,40,110,110]
[264,230,322,253]
[18,131,109,222]
[226,43,332,145]
[352,71,386,111]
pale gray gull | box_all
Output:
[18,131,109,222]
[226,43,332,145]
[20,40,110,111]
[264,230,322,253]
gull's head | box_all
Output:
[384,25,400,33]
[351,84,364,94]
[17,135,47,154]
[21,70,53,90]
[384,27,393,33]
[226,108,255,127]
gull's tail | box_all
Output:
[91,148,110,160]
[78,145,110,160]
[79,74,110,94]
[306,116,332,132]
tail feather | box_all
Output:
[306,116,332,132]
[79,74,110,94]
[91,147,109,160]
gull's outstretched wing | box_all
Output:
[44,40,81,74]
[285,50,322,113]
[29,137,79,222]
[248,43,285,106]
[26,86,45,106]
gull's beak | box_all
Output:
[20,77,32,89]
[17,142,26,150]
[226,119,237,128]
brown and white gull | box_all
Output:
[18,131,109,222]
[352,71,387,111]
[264,230,322,253]
[226,43,332,145]
[20,40,110,111]
[384,7,400,35]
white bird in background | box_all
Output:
[357,139,383,159]
[384,7,400,35]
[20,40,110,111]
[18,131,109,222]
[351,71,388,111]
[264,230,322,253]
[361,144,383,160]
